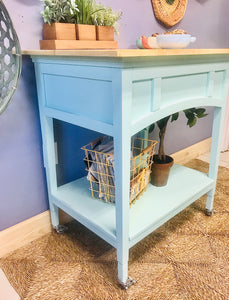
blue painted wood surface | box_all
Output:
[32,51,229,286]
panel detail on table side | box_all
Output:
[130,72,210,124]
[130,70,227,127]
[214,71,226,98]
[161,72,208,106]
[43,73,113,125]
[132,80,152,121]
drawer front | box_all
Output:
[44,73,113,125]
[38,61,117,126]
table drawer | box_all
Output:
[43,73,113,125]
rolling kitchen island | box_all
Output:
[25,49,229,288]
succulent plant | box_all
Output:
[92,2,122,34]
[41,0,79,24]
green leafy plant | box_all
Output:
[149,108,208,161]
[41,0,79,24]
[74,0,103,25]
[41,0,122,31]
[92,3,122,34]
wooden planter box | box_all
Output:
[40,40,118,50]
[96,26,114,41]
[40,23,118,49]
[43,23,76,40]
[76,24,96,40]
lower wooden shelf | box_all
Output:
[52,164,214,249]
[40,40,118,50]
[129,165,214,247]
[52,177,117,247]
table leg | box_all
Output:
[207,106,226,213]
[39,115,59,227]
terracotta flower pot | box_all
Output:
[76,24,96,40]
[150,155,174,187]
[96,26,114,41]
[43,23,76,40]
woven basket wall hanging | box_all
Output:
[152,0,188,27]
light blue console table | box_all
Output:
[27,49,229,288]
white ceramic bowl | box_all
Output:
[156,34,196,49]
[147,36,160,49]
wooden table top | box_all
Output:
[22,49,229,58]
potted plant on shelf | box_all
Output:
[149,108,208,187]
[92,3,122,41]
[41,0,79,40]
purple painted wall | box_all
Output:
[5,0,229,50]
[1,0,229,230]
[0,57,48,230]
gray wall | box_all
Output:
[1,0,229,230]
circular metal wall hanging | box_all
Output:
[152,0,188,27]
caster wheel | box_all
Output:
[205,209,215,216]
[53,224,68,233]
[120,277,136,290]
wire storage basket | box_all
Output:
[82,136,157,205]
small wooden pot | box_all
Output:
[43,23,76,40]
[96,26,114,41]
[150,155,174,187]
[76,24,96,40]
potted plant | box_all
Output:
[41,0,79,40]
[40,0,122,49]
[74,0,122,41]
[73,0,99,40]
[149,108,208,186]
[92,3,122,41]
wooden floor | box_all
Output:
[198,150,229,168]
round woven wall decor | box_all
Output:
[152,0,188,27]
[0,1,21,115]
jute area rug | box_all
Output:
[0,160,228,299]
